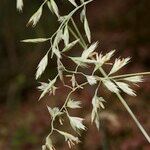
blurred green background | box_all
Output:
[0,0,150,149]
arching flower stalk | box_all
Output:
[17,0,150,149]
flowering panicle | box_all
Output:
[18,0,150,149]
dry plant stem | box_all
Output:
[71,20,150,143]
[99,67,150,143]
[116,92,150,143]
[68,26,85,49]
[71,18,87,48]
[64,68,87,77]
[110,72,150,79]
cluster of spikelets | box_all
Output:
[17,0,150,149]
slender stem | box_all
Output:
[99,67,150,143]
[110,72,150,79]
[64,68,86,77]
[68,26,85,49]
[95,82,101,94]
[71,18,87,48]
[75,64,80,73]
[116,92,150,143]
[42,0,48,7]
[60,82,88,112]
[48,117,55,137]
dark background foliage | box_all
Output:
[0,0,150,149]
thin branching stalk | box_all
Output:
[68,26,85,48]
[71,18,87,48]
